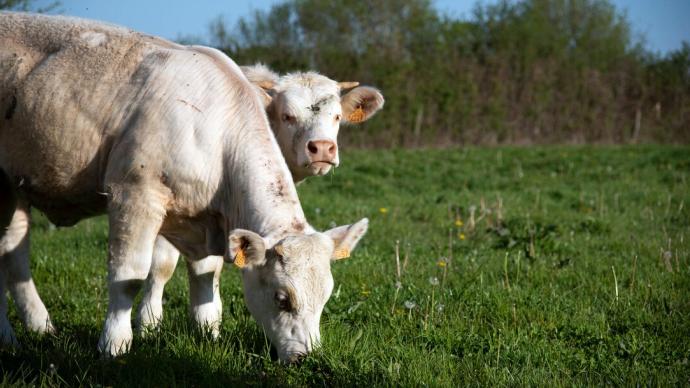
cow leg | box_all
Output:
[0,201,54,346]
[136,235,179,335]
[0,172,17,346]
[0,269,17,346]
[98,192,164,357]
[186,255,223,338]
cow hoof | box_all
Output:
[191,303,221,338]
[26,317,56,335]
[136,322,161,339]
[97,337,132,358]
[98,323,133,357]
[136,304,163,338]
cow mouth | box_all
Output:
[284,352,307,364]
[308,161,335,175]
[309,161,335,168]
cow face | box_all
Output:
[225,218,369,362]
[241,65,384,182]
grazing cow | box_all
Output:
[136,65,385,335]
[0,12,368,362]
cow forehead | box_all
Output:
[279,88,339,115]
[279,234,334,265]
[276,73,341,112]
[259,235,333,305]
[277,72,339,94]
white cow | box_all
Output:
[136,65,385,336]
[242,64,384,182]
[0,12,369,362]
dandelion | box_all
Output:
[436,303,445,313]
[403,300,417,310]
[437,258,447,268]
[458,233,466,240]
[394,281,402,290]
[455,218,463,227]
[360,290,370,296]
[379,207,389,214]
[428,277,439,286]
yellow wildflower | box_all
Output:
[379,207,388,214]
[437,260,447,268]
[458,233,466,240]
[455,218,463,227]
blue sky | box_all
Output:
[34,0,690,54]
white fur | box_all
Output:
[186,255,224,337]
[242,64,385,182]
[137,66,385,337]
[137,236,179,332]
[238,221,368,361]
[80,31,107,47]
[0,203,54,343]
[0,12,370,361]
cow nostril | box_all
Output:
[307,141,318,155]
[328,144,336,156]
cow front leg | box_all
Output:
[0,271,17,346]
[98,196,163,357]
[0,202,54,346]
[186,255,224,338]
[136,235,180,335]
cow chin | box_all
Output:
[271,324,319,363]
[309,161,333,176]
[278,345,309,364]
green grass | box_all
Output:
[1,146,689,386]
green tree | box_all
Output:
[210,0,687,145]
[0,0,59,12]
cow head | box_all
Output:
[242,64,384,182]
[225,218,369,362]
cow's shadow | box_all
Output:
[0,317,282,386]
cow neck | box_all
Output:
[222,123,308,245]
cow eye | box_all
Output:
[282,114,295,123]
[275,290,292,311]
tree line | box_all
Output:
[3,0,687,146]
[210,0,689,147]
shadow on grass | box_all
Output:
[0,318,395,386]
[0,318,282,386]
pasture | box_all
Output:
[1,146,688,386]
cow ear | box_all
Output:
[323,218,369,261]
[241,63,279,107]
[226,229,267,268]
[341,87,384,124]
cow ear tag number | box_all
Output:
[333,248,350,260]
[234,248,247,268]
[348,106,365,123]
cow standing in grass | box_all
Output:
[0,12,372,361]
[137,64,385,335]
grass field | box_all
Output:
[1,146,689,386]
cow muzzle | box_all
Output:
[306,140,338,176]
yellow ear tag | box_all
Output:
[274,244,285,257]
[234,248,246,268]
[333,248,350,260]
[348,106,365,123]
